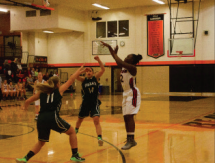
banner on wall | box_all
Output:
[147,14,164,59]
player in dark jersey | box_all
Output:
[101,41,142,150]
[75,56,105,146]
[16,65,88,163]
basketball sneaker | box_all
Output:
[16,157,27,163]
[98,137,103,146]
[121,138,137,150]
[70,153,85,162]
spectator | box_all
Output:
[31,68,35,78]
[2,80,9,100]
[6,69,12,82]
[3,59,10,71]
[35,65,40,73]
[16,58,22,70]
[49,71,53,78]
[14,68,19,83]
[17,81,22,100]
[16,68,24,83]
[43,72,49,81]
[53,71,59,77]
[27,74,34,91]
[27,67,31,76]
[8,81,16,100]
[11,58,18,78]
[34,68,39,79]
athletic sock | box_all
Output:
[127,133,134,140]
[72,148,78,155]
[75,128,79,133]
[24,151,35,161]
[98,135,102,139]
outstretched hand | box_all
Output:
[100,41,109,48]
[100,41,118,56]
[114,45,118,54]
[94,55,100,61]
[78,64,88,74]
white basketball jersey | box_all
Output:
[3,84,7,90]
[9,85,13,90]
[120,67,136,92]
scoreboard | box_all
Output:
[34,56,47,63]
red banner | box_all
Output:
[147,14,164,58]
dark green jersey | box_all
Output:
[39,89,62,114]
[82,76,99,103]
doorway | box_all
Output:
[111,67,123,94]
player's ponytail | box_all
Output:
[132,54,143,65]
[36,76,59,94]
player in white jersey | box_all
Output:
[2,80,9,100]
[101,41,142,150]
[34,72,45,120]
[8,81,16,100]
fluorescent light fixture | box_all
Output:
[43,30,54,33]
[0,8,8,12]
[92,3,109,10]
[152,0,165,4]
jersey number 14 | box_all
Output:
[88,87,94,93]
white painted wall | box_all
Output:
[21,32,28,52]
[28,32,35,56]
[58,6,86,32]
[35,32,48,56]
[10,6,59,31]
[47,32,84,64]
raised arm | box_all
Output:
[94,56,105,80]
[101,41,136,76]
[76,75,85,82]
[59,64,87,95]
[23,92,40,110]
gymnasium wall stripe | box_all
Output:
[48,60,215,67]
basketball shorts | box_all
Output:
[37,111,71,142]
[122,88,141,116]
[35,99,40,106]
[78,100,100,118]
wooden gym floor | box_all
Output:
[0,92,214,163]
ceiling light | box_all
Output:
[43,30,54,33]
[92,3,109,10]
[0,8,8,12]
[152,0,165,4]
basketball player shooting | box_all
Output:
[101,41,142,150]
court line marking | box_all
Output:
[65,110,215,162]
[0,123,35,138]
[64,132,126,163]
[0,111,213,163]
